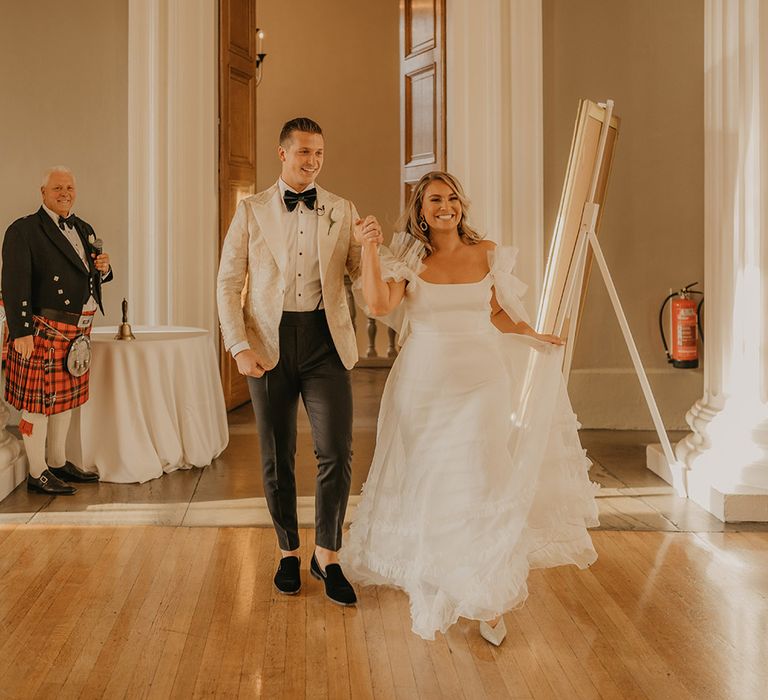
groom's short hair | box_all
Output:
[279,117,323,146]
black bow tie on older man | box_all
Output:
[283,187,317,212]
[58,214,76,230]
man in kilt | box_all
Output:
[1,166,112,495]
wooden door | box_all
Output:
[219,0,257,409]
[400,0,446,207]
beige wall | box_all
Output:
[0,0,128,326]
[255,0,401,233]
[543,0,705,428]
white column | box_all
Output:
[128,0,218,335]
[446,0,543,318]
[0,306,28,501]
[649,0,768,521]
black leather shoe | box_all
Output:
[49,461,99,483]
[310,554,357,606]
[274,556,301,595]
[27,469,77,495]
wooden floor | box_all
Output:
[3,368,768,697]
[3,368,768,533]
[1,526,766,699]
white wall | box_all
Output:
[446,0,544,321]
[127,0,218,336]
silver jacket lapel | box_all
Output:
[253,186,287,277]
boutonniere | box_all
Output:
[315,200,338,231]
[88,233,95,244]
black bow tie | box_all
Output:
[58,214,76,230]
[283,188,317,212]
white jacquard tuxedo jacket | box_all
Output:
[216,183,362,370]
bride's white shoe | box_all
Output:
[479,617,507,646]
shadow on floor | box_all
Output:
[2,369,767,531]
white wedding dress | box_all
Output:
[341,237,599,641]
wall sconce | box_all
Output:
[255,28,267,87]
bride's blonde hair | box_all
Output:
[395,171,484,255]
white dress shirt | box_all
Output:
[42,204,97,312]
[277,178,323,312]
[230,178,324,358]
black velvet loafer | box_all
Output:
[27,469,77,495]
[49,461,99,483]
[310,554,357,606]
[274,556,302,595]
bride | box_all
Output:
[340,171,599,644]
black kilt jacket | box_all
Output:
[1,206,114,341]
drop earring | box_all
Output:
[419,218,428,232]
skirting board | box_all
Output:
[0,495,363,527]
[569,367,702,430]
[0,488,653,527]
[647,443,768,522]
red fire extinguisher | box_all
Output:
[659,282,704,369]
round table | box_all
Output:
[66,326,229,483]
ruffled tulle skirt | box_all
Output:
[340,327,599,640]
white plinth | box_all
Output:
[0,401,27,502]
[0,308,28,501]
[647,443,768,522]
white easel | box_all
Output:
[551,99,687,497]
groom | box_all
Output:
[217,117,381,605]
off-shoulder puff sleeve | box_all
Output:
[377,231,427,283]
[351,232,426,342]
[352,231,425,304]
[488,246,530,324]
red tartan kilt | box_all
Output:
[4,314,94,415]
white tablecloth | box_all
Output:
[67,326,229,483]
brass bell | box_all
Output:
[115,298,136,341]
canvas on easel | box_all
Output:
[537,99,687,496]
[537,99,619,338]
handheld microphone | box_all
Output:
[91,238,106,277]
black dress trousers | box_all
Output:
[247,310,353,552]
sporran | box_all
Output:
[65,334,91,377]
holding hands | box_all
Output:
[354,215,384,248]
